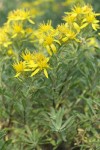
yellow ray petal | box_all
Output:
[73,22,80,32]
[50,44,57,53]
[31,68,40,77]
[14,72,21,77]
[28,19,35,24]
[44,69,48,78]
[80,23,88,29]
[46,45,52,56]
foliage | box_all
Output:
[0,1,100,150]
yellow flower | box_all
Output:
[57,23,80,41]
[8,22,25,38]
[13,22,23,33]
[39,21,53,33]
[35,20,60,55]
[25,28,35,41]
[27,53,50,78]
[7,49,14,56]
[57,24,68,34]
[44,36,53,45]
[25,28,33,34]
[82,12,100,30]
[63,13,77,24]
[87,37,99,48]
[62,29,80,43]
[22,51,33,61]
[13,61,26,77]
[72,5,84,15]
[82,5,93,14]
[44,35,58,56]
[0,28,12,48]
[7,9,34,24]
[63,5,100,32]
[36,25,60,55]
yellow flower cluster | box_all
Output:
[57,4,100,43]
[0,8,35,50]
[7,9,35,24]
[0,4,99,79]
[63,5,100,31]
[13,51,50,78]
[35,21,60,56]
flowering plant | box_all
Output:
[0,2,100,150]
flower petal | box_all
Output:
[14,72,21,78]
[44,69,48,78]
[50,44,57,53]
[46,45,52,56]
[31,68,40,77]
